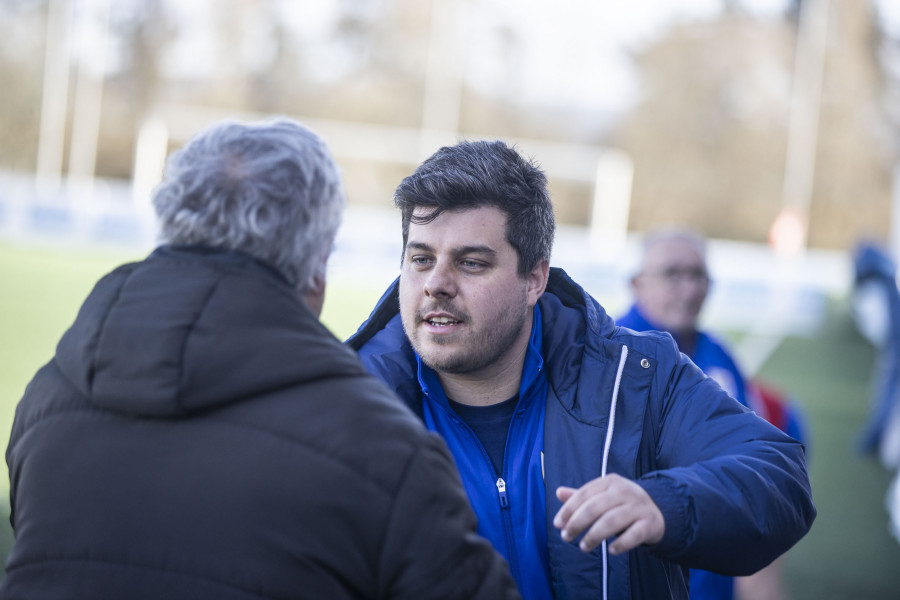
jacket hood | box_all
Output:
[55,246,365,418]
[542,267,616,337]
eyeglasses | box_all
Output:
[644,267,710,286]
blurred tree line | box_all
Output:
[614,0,898,249]
[0,0,897,250]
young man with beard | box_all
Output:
[348,140,815,600]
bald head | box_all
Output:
[631,229,710,337]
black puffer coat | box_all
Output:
[1,246,519,600]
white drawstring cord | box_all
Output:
[601,345,629,600]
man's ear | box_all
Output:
[527,260,550,306]
[303,270,327,318]
[630,272,641,292]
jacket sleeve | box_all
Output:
[636,350,816,575]
[377,432,521,600]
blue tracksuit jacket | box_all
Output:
[347,267,816,599]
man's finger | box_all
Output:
[608,522,643,555]
[552,486,578,529]
[577,504,633,552]
[553,477,614,529]
[558,488,620,543]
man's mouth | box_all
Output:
[426,316,461,327]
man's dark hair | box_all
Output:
[394,140,555,277]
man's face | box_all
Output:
[399,206,546,377]
[631,237,709,336]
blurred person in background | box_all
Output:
[853,241,900,468]
[347,140,815,600]
[852,241,900,545]
[0,119,519,600]
[617,228,810,600]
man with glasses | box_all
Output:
[617,228,804,600]
[618,229,746,407]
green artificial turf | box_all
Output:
[755,298,900,599]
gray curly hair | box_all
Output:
[152,118,345,293]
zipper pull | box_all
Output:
[496,477,509,509]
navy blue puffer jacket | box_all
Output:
[348,267,816,599]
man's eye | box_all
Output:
[410,256,432,266]
[460,259,485,269]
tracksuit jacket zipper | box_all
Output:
[422,393,548,597]
[495,475,515,575]
[461,417,520,583]
[416,306,553,600]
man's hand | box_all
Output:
[552,473,665,554]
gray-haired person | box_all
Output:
[1,119,520,600]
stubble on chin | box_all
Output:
[408,308,529,377]
[403,323,465,374]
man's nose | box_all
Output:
[424,261,457,298]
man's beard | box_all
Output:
[406,293,530,375]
